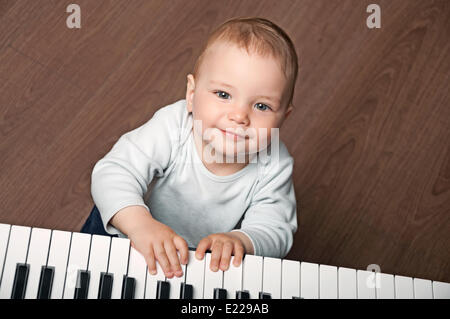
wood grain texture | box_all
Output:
[0,0,448,282]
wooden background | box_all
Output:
[0,0,449,283]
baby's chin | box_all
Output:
[201,145,255,165]
[202,136,265,164]
[195,126,273,161]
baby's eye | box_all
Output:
[214,91,230,99]
[255,102,272,111]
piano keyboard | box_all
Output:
[0,224,449,299]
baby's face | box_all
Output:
[186,40,292,160]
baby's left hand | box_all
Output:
[195,233,245,271]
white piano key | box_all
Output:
[357,270,376,299]
[203,253,224,299]
[107,237,131,299]
[185,250,205,299]
[395,275,414,299]
[86,235,111,299]
[63,232,91,299]
[413,278,433,299]
[127,246,147,299]
[167,262,186,299]
[338,267,357,299]
[319,264,338,299]
[0,224,11,286]
[376,273,395,299]
[223,255,243,299]
[262,257,281,299]
[0,225,31,298]
[144,260,165,299]
[242,254,263,299]
[47,230,72,299]
[24,228,52,299]
[281,259,300,299]
[300,262,319,299]
[432,281,450,299]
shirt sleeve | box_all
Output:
[234,145,298,258]
[91,105,180,235]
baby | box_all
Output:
[89,17,299,279]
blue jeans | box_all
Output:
[80,205,118,237]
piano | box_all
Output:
[0,224,449,299]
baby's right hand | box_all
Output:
[128,218,189,278]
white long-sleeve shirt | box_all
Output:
[91,99,297,258]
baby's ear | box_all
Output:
[284,104,293,119]
[185,74,196,112]
[186,74,196,90]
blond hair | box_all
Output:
[193,17,299,108]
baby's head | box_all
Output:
[186,17,299,161]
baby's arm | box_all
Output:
[91,102,187,277]
[238,153,298,259]
[110,205,188,278]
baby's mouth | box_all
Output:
[219,129,249,141]
[218,127,252,139]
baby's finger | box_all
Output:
[145,247,157,275]
[220,241,233,271]
[210,241,223,272]
[154,243,172,278]
[164,240,183,277]
[233,241,245,267]
[174,236,189,265]
[195,237,212,260]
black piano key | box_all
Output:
[98,272,113,299]
[213,288,227,299]
[259,291,272,299]
[11,263,30,299]
[179,282,193,299]
[236,290,250,299]
[121,275,136,299]
[74,270,90,299]
[292,296,304,299]
[37,266,54,299]
[156,280,170,299]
